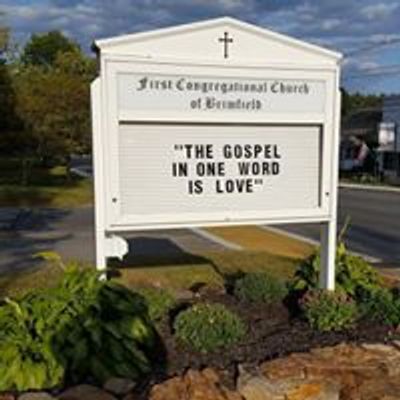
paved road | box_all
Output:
[277,187,400,264]
[1,187,399,273]
[0,207,225,274]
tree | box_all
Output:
[0,11,8,55]
[0,24,25,159]
[0,27,8,55]
[14,48,97,170]
[21,31,78,67]
[341,88,383,119]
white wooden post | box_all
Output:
[319,87,342,290]
[320,220,336,290]
[91,78,108,274]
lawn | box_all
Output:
[0,158,93,207]
[116,249,298,291]
[0,249,299,298]
[206,225,315,259]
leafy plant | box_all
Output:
[0,294,66,390]
[135,286,176,322]
[300,289,358,332]
[290,242,381,299]
[358,287,400,327]
[174,303,245,353]
[233,272,287,303]
[0,263,157,391]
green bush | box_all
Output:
[359,287,400,327]
[233,272,287,303]
[135,286,176,322]
[174,303,246,353]
[0,266,156,391]
[300,289,358,332]
[290,242,381,299]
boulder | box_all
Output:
[256,342,400,400]
[149,368,242,400]
[58,385,117,400]
[103,378,136,396]
[18,394,56,400]
[0,395,15,400]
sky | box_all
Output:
[1,0,400,94]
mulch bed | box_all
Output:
[133,288,391,398]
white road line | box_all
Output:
[190,228,243,251]
[70,167,92,178]
[261,225,382,264]
[340,182,400,193]
[260,225,319,246]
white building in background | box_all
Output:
[378,95,400,183]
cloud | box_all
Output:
[361,2,399,20]
[321,19,341,31]
[2,0,400,93]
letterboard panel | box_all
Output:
[117,124,321,223]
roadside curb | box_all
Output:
[70,167,92,178]
[340,182,400,193]
[260,226,319,246]
[190,228,243,251]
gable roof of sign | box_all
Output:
[94,17,342,63]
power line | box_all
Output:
[344,37,400,58]
[343,69,400,80]
[342,63,400,80]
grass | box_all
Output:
[117,249,297,290]
[206,226,315,259]
[0,250,299,298]
[0,159,93,207]
[0,263,64,298]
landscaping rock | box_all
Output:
[0,394,15,400]
[285,382,339,400]
[237,365,339,400]
[237,374,282,400]
[58,385,117,400]
[122,394,137,400]
[174,289,194,301]
[103,378,136,396]
[256,342,400,400]
[149,368,242,400]
[19,394,57,400]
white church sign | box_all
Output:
[91,17,342,289]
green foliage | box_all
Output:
[0,32,96,170]
[0,63,22,142]
[300,289,358,332]
[0,264,156,391]
[34,250,66,270]
[135,286,176,322]
[0,28,8,54]
[233,272,287,303]
[21,31,78,67]
[358,287,400,327]
[341,88,383,119]
[0,295,65,390]
[174,303,245,353]
[290,242,381,299]
[13,48,96,164]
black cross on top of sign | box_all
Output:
[218,31,233,59]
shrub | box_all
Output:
[300,289,358,332]
[359,287,400,327]
[290,242,381,299]
[174,303,245,353]
[233,272,287,303]
[0,265,156,391]
[135,286,176,322]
